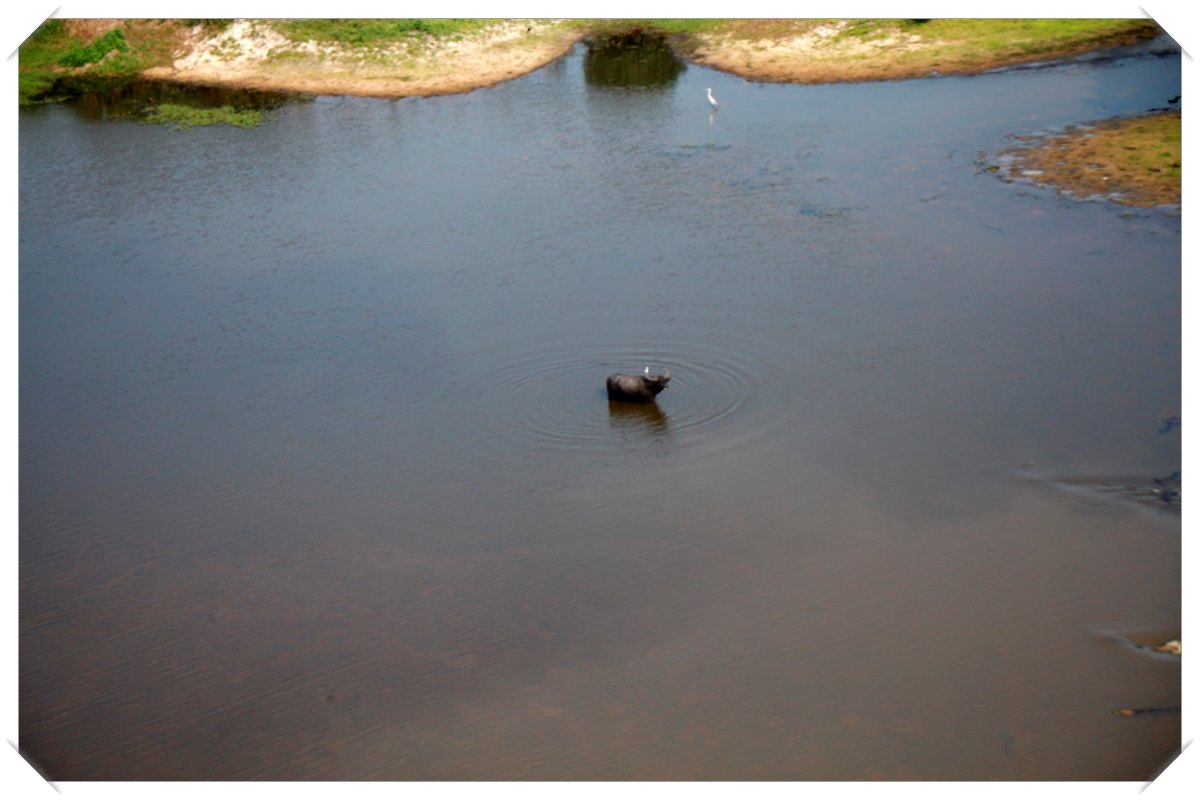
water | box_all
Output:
[19,38,1180,780]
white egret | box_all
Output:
[706,87,718,109]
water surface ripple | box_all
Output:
[471,338,770,452]
[18,39,1181,781]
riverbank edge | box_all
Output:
[674,22,1164,85]
[991,109,1182,208]
[34,19,1177,205]
[139,20,584,99]
[129,19,1165,100]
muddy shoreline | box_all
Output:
[993,110,1181,208]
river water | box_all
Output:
[19,37,1181,780]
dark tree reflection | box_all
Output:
[49,77,299,122]
[583,32,685,89]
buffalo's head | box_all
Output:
[643,369,671,394]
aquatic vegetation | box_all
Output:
[145,102,266,130]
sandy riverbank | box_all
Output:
[138,18,1164,99]
[676,19,1162,84]
[142,19,584,98]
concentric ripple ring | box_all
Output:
[470,338,769,452]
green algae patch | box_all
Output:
[146,103,267,129]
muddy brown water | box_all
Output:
[19,38,1180,780]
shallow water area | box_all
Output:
[19,38,1180,780]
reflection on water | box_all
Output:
[43,77,301,121]
[583,32,685,88]
[467,341,757,453]
[19,35,1180,781]
[607,399,670,436]
[1026,469,1182,512]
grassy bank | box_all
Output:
[1000,111,1181,207]
[670,18,1162,83]
[18,19,195,104]
[274,18,498,45]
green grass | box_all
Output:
[17,19,72,101]
[574,18,1158,67]
[145,102,266,129]
[834,18,1158,55]
[275,19,497,45]
[1129,115,1181,178]
[60,28,128,67]
[18,19,182,104]
[572,19,730,36]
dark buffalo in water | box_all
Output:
[607,370,671,403]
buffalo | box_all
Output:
[606,369,671,403]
